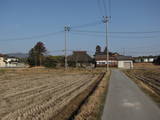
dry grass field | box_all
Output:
[133,63,160,69]
[0,68,102,120]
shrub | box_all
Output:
[43,56,57,68]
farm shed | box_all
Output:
[117,56,133,69]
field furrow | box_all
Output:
[0,69,99,120]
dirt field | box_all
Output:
[134,63,160,69]
[0,68,101,120]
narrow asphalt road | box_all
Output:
[102,69,160,120]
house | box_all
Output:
[95,54,133,69]
[0,55,26,68]
[134,56,156,63]
[117,56,133,69]
[94,45,134,69]
[67,51,93,67]
[5,57,19,67]
[95,54,118,67]
[0,54,6,67]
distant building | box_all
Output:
[0,54,26,68]
[95,54,118,67]
[134,56,156,63]
[117,56,133,69]
[5,57,19,67]
[94,46,133,69]
[68,51,93,67]
[95,54,133,69]
[0,54,6,67]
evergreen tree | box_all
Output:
[28,42,47,66]
[95,45,101,55]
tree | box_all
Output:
[43,56,57,68]
[154,56,160,65]
[103,46,108,54]
[95,45,101,55]
[43,56,64,68]
[28,42,47,66]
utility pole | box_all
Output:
[64,26,70,70]
[123,48,125,56]
[103,16,110,72]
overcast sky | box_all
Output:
[0,0,160,56]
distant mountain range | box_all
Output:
[6,53,28,58]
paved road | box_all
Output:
[102,69,160,120]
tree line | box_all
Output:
[27,41,64,68]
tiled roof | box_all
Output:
[116,55,133,60]
[68,51,92,62]
[95,54,133,61]
[95,55,117,60]
[0,54,4,57]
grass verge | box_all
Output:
[72,71,110,120]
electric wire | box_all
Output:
[108,0,111,18]
[97,0,104,16]
[71,20,102,29]
[71,29,160,34]
[102,0,107,16]
[70,31,160,39]
[0,31,64,41]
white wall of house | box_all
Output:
[96,60,117,65]
[0,57,6,67]
[143,58,149,62]
[6,63,17,67]
[118,60,133,69]
[96,60,107,65]
[6,58,18,62]
[148,58,154,62]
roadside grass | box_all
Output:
[0,69,6,74]
[74,70,111,120]
[124,70,160,107]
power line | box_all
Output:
[70,32,104,37]
[71,29,160,34]
[0,21,103,41]
[97,0,104,16]
[71,30,160,39]
[71,20,102,29]
[110,31,160,34]
[70,30,160,38]
[102,0,107,16]
[108,0,111,17]
[97,0,111,17]
[0,31,64,41]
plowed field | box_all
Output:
[0,68,99,120]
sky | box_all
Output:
[0,0,160,56]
